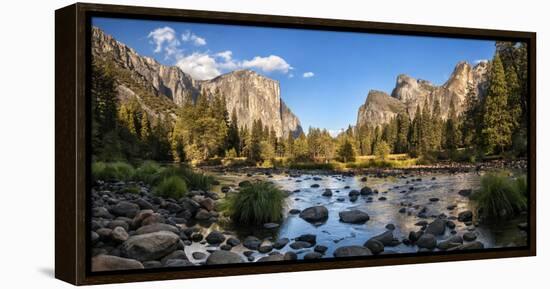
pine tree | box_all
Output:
[395,112,410,153]
[91,60,118,136]
[506,64,522,131]
[374,140,391,160]
[140,113,151,142]
[481,54,513,154]
[227,108,240,155]
[461,84,481,148]
[420,98,433,153]
[445,98,461,151]
[285,131,294,158]
[337,138,356,163]
[292,133,310,161]
[248,119,263,162]
[410,105,422,154]
[431,98,443,150]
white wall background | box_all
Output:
[0,0,547,287]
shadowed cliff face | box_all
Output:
[91,27,303,138]
[357,61,489,127]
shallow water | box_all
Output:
[186,171,527,262]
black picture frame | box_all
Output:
[55,2,536,285]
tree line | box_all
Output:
[92,41,527,165]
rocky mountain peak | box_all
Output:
[91,27,302,138]
[358,60,489,128]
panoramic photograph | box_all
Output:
[89,17,529,272]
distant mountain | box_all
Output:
[357,61,489,127]
[91,27,303,138]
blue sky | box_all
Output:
[92,17,496,134]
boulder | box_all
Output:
[93,207,114,219]
[437,235,463,250]
[454,241,484,250]
[111,226,129,243]
[199,198,216,211]
[195,209,211,220]
[333,246,372,257]
[205,231,226,245]
[107,220,130,231]
[369,231,394,246]
[364,239,384,255]
[192,252,207,260]
[314,245,328,254]
[416,234,437,250]
[284,251,298,261]
[458,210,473,222]
[226,237,241,247]
[360,186,373,195]
[164,259,194,267]
[136,223,179,235]
[289,241,313,250]
[296,234,316,245]
[91,255,144,272]
[289,209,301,215]
[322,189,333,197]
[258,240,273,253]
[243,236,262,250]
[458,189,472,197]
[463,232,477,241]
[110,201,140,218]
[257,253,284,262]
[303,252,323,260]
[206,250,244,265]
[339,210,370,224]
[299,206,329,224]
[121,231,180,262]
[424,218,447,236]
[161,250,188,264]
[273,238,290,249]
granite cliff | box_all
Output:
[92,27,303,137]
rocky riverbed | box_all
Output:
[90,169,528,272]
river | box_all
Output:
[183,170,527,263]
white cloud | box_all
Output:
[176,52,221,80]
[216,51,232,62]
[475,59,489,64]
[182,31,207,46]
[242,55,293,74]
[288,73,294,78]
[147,27,293,80]
[302,72,315,78]
[147,26,180,57]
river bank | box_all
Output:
[90,162,528,271]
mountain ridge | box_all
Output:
[357,60,489,127]
[91,26,303,138]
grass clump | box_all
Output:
[153,176,188,199]
[91,161,135,181]
[223,182,285,225]
[134,161,162,183]
[472,172,527,218]
[148,165,215,191]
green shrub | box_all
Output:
[154,176,188,199]
[181,167,215,191]
[472,172,527,218]
[134,161,161,183]
[148,165,214,191]
[223,182,285,225]
[91,161,135,181]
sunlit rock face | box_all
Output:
[357,61,489,127]
[92,27,302,137]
